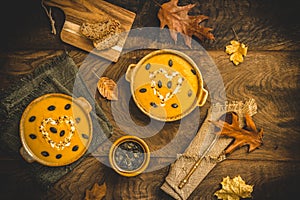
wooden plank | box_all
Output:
[44,0,136,62]
[0,49,299,199]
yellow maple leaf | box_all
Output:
[214,175,253,200]
[225,40,248,65]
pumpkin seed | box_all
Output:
[29,116,36,122]
[47,105,56,111]
[75,117,81,123]
[29,134,37,139]
[82,133,89,139]
[171,103,178,108]
[139,88,147,93]
[56,154,62,159]
[59,130,65,137]
[72,145,79,151]
[168,59,173,67]
[50,127,57,133]
[150,102,158,108]
[191,69,196,75]
[167,81,172,89]
[114,141,145,171]
[145,63,151,70]
[41,151,49,157]
[158,80,162,88]
[188,89,193,97]
[64,104,71,110]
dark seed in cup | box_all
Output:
[114,140,145,171]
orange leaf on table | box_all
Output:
[210,112,263,155]
[157,0,214,48]
[97,77,118,100]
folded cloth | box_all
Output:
[0,52,113,190]
[161,99,257,200]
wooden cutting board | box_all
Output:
[44,0,136,62]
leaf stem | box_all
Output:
[232,27,239,41]
[152,0,162,8]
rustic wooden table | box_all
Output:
[0,0,299,199]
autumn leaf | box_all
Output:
[210,112,263,154]
[214,175,253,200]
[157,0,214,48]
[225,40,248,65]
[97,77,118,100]
[85,182,106,200]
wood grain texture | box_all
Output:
[0,0,300,199]
[0,48,299,199]
[43,156,106,200]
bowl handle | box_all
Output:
[20,147,35,163]
[75,97,92,113]
[198,88,208,107]
[125,64,136,82]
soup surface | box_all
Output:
[20,94,92,166]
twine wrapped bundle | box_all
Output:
[161,99,257,199]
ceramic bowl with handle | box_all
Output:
[125,49,208,122]
[19,93,93,167]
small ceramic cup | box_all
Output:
[109,135,150,177]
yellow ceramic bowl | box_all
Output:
[19,93,93,166]
[109,135,150,177]
[125,49,208,121]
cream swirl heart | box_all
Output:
[149,68,184,106]
[39,116,76,150]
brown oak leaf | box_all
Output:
[157,0,214,48]
[210,112,263,154]
[85,182,106,200]
[97,77,118,100]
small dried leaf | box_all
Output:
[85,182,106,200]
[214,175,253,200]
[225,40,248,65]
[97,77,118,100]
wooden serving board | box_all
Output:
[44,0,136,62]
